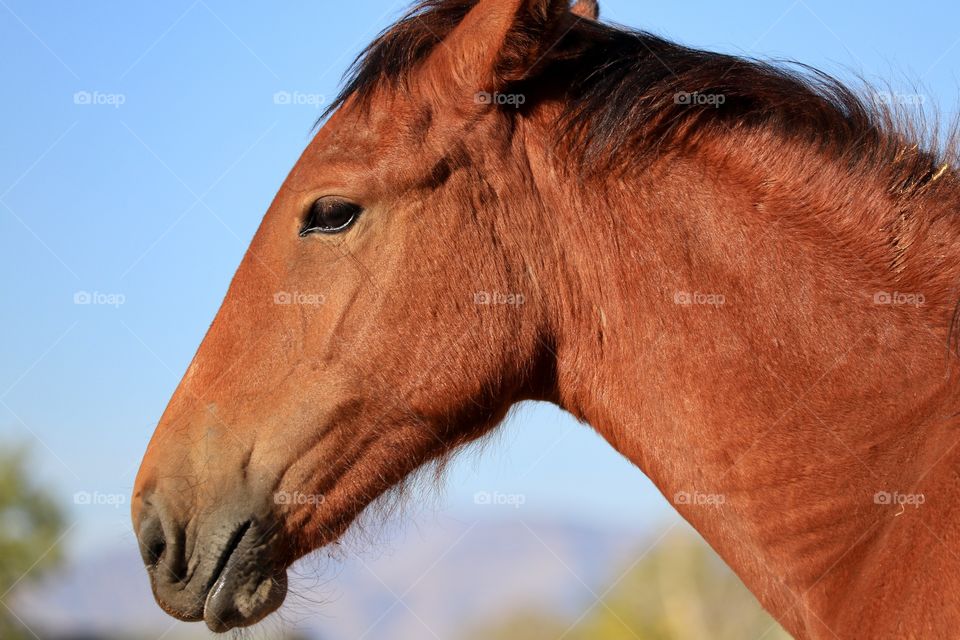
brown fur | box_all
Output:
[134,1,960,637]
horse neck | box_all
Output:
[537,130,960,636]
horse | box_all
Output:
[132,0,960,637]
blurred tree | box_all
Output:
[465,531,791,640]
[0,445,65,640]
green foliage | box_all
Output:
[0,445,66,639]
[465,531,792,640]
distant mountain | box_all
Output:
[12,513,653,640]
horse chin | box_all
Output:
[201,522,289,632]
[203,570,287,632]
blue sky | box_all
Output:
[1,0,959,556]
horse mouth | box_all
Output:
[200,519,288,633]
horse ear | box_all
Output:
[571,0,599,20]
[420,0,571,109]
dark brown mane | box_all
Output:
[326,0,955,188]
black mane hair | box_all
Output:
[324,0,954,186]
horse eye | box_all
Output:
[300,198,362,236]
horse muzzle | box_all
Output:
[134,496,288,632]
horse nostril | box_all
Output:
[148,536,167,567]
[138,515,167,569]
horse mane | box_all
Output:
[324,0,956,192]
